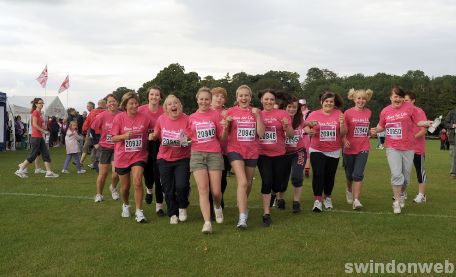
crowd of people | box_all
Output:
[13,84,444,233]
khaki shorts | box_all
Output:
[190,152,224,172]
[82,135,92,154]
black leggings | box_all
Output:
[257,155,289,194]
[144,141,163,203]
[284,149,306,188]
[310,152,339,197]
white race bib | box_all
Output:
[385,122,402,140]
[196,122,216,143]
[260,126,277,144]
[162,130,181,147]
[319,125,336,142]
[125,135,142,152]
[237,122,256,142]
[353,123,369,138]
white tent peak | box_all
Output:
[7,95,67,119]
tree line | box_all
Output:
[111,63,456,124]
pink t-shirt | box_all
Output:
[344,107,372,155]
[379,102,426,151]
[91,110,119,149]
[31,110,43,138]
[259,109,291,157]
[138,104,164,132]
[226,106,262,159]
[306,109,344,152]
[188,110,222,153]
[285,122,307,154]
[111,112,153,168]
[154,113,191,161]
[412,106,427,155]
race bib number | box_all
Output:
[125,135,142,152]
[353,123,369,138]
[237,122,256,142]
[285,129,301,147]
[260,126,277,144]
[320,125,336,141]
[196,123,216,143]
[162,130,181,147]
[385,122,402,140]
[106,134,114,145]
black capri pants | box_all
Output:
[27,137,51,163]
[158,158,190,217]
[257,154,289,194]
[310,151,339,197]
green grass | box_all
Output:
[0,140,455,276]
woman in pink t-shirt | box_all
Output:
[304,91,347,212]
[257,89,294,227]
[91,94,120,203]
[151,95,191,225]
[371,86,431,214]
[188,87,228,233]
[16,98,59,178]
[111,92,153,223]
[225,85,265,229]
[138,86,165,216]
[343,89,373,210]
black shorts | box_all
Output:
[15,134,22,142]
[115,161,146,176]
[99,147,114,165]
[227,152,258,167]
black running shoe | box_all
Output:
[262,214,272,227]
[145,193,153,204]
[277,199,285,210]
[156,209,165,217]
[292,201,301,213]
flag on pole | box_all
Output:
[58,75,70,93]
[36,65,48,88]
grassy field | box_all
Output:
[0,140,455,276]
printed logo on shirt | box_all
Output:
[237,121,256,142]
[385,122,402,140]
[260,126,277,144]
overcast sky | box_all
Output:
[1,0,455,113]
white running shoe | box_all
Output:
[324,197,333,209]
[77,169,86,174]
[401,191,408,200]
[35,168,47,174]
[15,169,28,178]
[346,190,353,204]
[236,214,248,229]
[45,171,59,178]
[393,201,401,214]
[121,204,130,217]
[214,207,224,224]
[61,169,70,174]
[413,193,426,203]
[18,163,28,174]
[399,195,405,208]
[170,215,179,224]
[88,163,95,169]
[202,221,212,234]
[352,199,363,210]
[178,208,187,222]
[312,200,322,212]
[135,209,147,223]
[110,186,120,200]
[94,194,104,203]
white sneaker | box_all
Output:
[346,190,353,204]
[61,169,69,174]
[15,169,28,178]
[401,191,408,200]
[324,197,333,209]
[202,221,212,234]
[236,214,248,229]
[413,193,426,203]
[35,168,47,174]
[88,163,94,169]
[399,195,405,208]
[45,171,59,178]
[393,201,401,214]
[135,209,147,223]
[121,204,130,217]
[170,215,179,224]
[94,194,104,203]
[312,200,322,212]
[77,169,86,174]
[18,163,28,174]
[110,185,120,200]
[352,199,363,210]
[178,208,187,222]
[214,207,224,224]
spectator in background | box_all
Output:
[444,107,456,177]
[49,116,60,147]
[439,128,449,150]
[14,115,25,149]
[81,99,106,170]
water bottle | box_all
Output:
[428,115,442,133]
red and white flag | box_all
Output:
[58,75,70,93]
[36,65,48,88]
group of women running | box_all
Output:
[17,84,432,233]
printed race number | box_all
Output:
[237,122,256,142]
[260,126,277,144]
[319,125,336,141]
[385,122,402,140]
[125,135,142,152]
[196,123,216,142]
[353,123,369,138]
